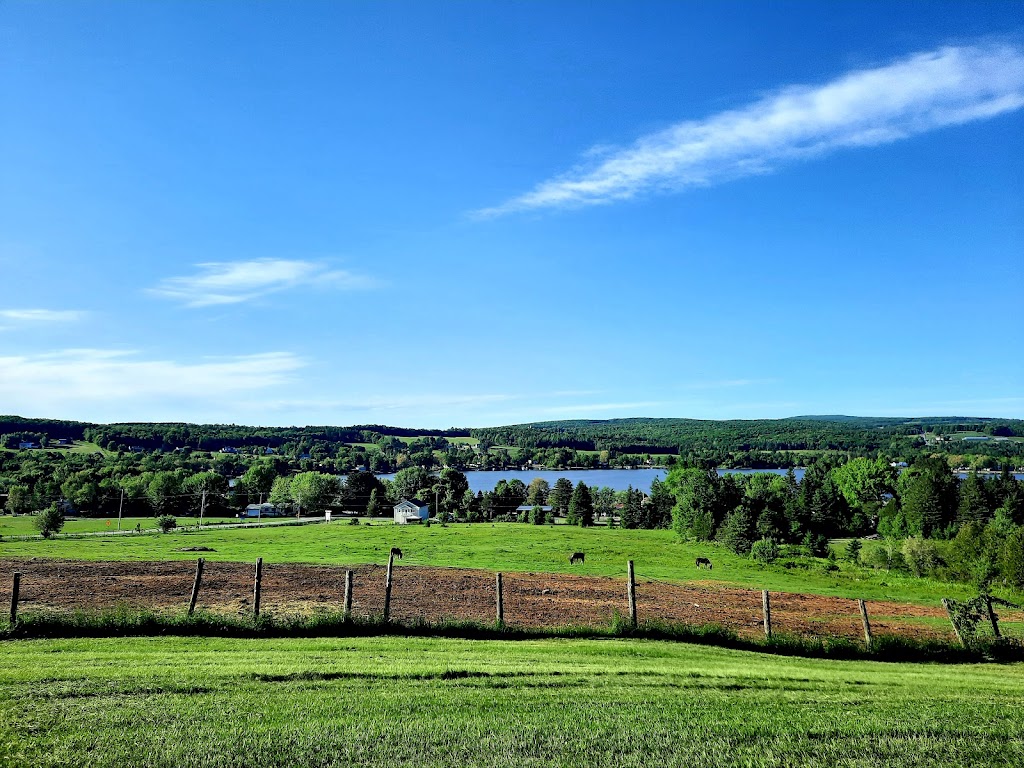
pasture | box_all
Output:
[0,516,238,537]
[0,518,1005,606]
[1,635,1022,767]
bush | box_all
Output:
[157,515,178,533]
[999,527,1024,588]
[803,532,831,558]
[902,536,939,578]
[750,537,780,565]
[845,539,862,563]
[33,503,65,538]
[348,517,361,525]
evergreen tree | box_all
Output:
[366,488,381,518]
[956,471,991,526]
[549,478,574,517]
[717,507,754,555]
[620,486,641,529]
[568,481,594,527]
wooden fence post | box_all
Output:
[941,598,964,646]
[858,599,873,650]
[496,572,504,626]
[9,572,20,625]
[627,560,637,627]
[187,558,205,617]
[253,558,263,618]
[344,570,353,618]
[383,553,394,622]
[985,596,1001,639]
[762,590,772,639]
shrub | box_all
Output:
[999,527,1024,588]
[157,515,178,533]
[750,538,780,565]
[803,532,831,558]
[902,536,939,578]
[348,517,361,525]
[33,503,65,538]
[531,506,546,525]
[845,539,862,563]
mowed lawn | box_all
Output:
[0,519,1006,606]
[1,635,1022,767]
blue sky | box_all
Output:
[1,1,1022,427]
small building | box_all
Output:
[17,441,39,450]
[516,505,553,514]
[394,498,430,524]
[220,446,239,454]
[241,503,290,519]
[128,445,145,453]
[56,438,72,446]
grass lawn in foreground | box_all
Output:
[0,635,1021,767]
[0,520,1010,606]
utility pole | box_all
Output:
[117,488,124,531]
[199,490,206,528]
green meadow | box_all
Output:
[1,635,1021,767]
[0,518,1005,606]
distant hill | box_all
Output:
[2,413,1021,458]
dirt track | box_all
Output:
[3,557,1001,642]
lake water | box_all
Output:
[377,467,1022,494]
[378,467,806,494]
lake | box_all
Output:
[378,467,806,494]
[376,467,1023,494]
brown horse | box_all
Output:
[569,552,585,565]
[695,557,712,570]
[390,547,404,559]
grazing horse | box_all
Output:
[569,552,585,565]
[695,557,712,570]
[390,547,404,560]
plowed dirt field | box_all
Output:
[4,557,1005,641]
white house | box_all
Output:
[241,503,290,519]
[394,498,430,524]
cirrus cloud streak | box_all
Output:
[479,43,1024,215]
[148,259,377,307]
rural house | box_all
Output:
[393,498,430,524]
[241,503,290,519]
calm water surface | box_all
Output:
[377,467,1022,494]
[378,467,806,493]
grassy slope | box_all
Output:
[1,635,1022,767]
[0,520,1000,606]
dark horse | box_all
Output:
[695,557,712,570]
[569,552,585,565]
[390,547,404,559]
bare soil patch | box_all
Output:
[2,558,1013,641]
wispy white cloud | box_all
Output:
[0,349,304,419]
[0,309,86,323]
[479,43,1024,215]
[148,259,376,307]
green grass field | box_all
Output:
[0,516,239,537]
[1,634,1021,767]
[0,518,1007,606]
